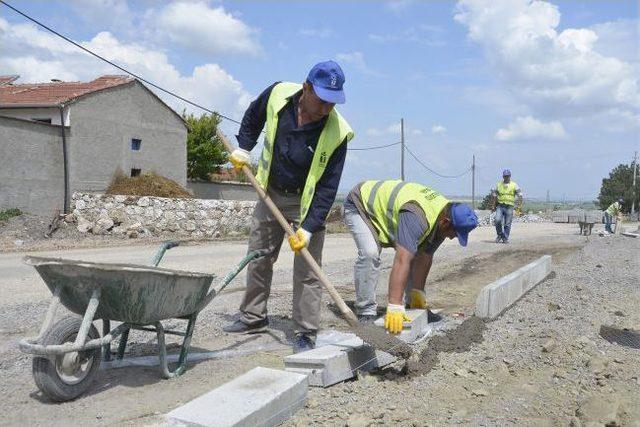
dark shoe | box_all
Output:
[357,314,378,324]
[495,236,503,243]
[502,238,509,244]
[222,318,268,334]
[292,334,316,353]
[427,310,443,323]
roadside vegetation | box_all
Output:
[0,208,22,225]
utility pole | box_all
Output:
[633,151,638,215]
[546,189,550,215]
[471,155,476,209]
[400,118,405,180]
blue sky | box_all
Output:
[1,0,638,200]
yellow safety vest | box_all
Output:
[496,181,518,206]
[606,202,621,216]
[358,180,450,246]
[255,82,354,224]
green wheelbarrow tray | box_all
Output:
[19,242,266,402]
[22,257,215,325]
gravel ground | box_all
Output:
[286,235,640,427]
[1,224,636,426]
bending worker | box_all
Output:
[343,180,478,333]
[223,61,354,353]
[604,198,624,233]
[491,169,523,244]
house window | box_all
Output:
[130,168,141,177]
[131,138,142,151]
[33,118,52,124]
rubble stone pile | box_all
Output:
[70,193,256,238]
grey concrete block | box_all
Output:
[373,309,430,343]
[475,255,552,320]
[284,337,396,387]
[167,367,308,427]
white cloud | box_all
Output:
[153,1,262,56]
[454,0,639,130]
[0,18,252,120]
[495,116,567,141]
[68,0,133,32]
[366,122,424,137]
[336,51,386,77]
[431,125,447,134]
[299,28,335,38]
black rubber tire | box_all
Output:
[32,316,102,402]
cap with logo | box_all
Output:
[307,60,346,104]
[450,203,478,247]
[502,169,511,176]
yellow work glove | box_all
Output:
[229,148,250,170]
[409,289,428,310]
[288,228,311,253]
[514,207,522,217]
[384,304,412,334]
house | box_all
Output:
[0,75,187,216]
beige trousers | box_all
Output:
[239,187,325,337]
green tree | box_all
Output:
[478,191,494,210]
[598,162,638,213]
[182,111,228,180]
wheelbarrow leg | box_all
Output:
[116,327,130,360]
[156,314,197,379]
[102,319,111,361]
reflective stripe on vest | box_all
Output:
[606,202,620,216]
[496,181,518,206]
[359,180,450,245]
[255,82,354,225]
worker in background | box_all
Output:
[343,180,478,332]
[604,198,624,233]
[491,169,523,243]
[222,61,354,353]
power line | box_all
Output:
[0,0,243,126]
[403,145,471,179]
[347,141,401,151]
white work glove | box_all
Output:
[288,228,312,253]
[230,148,250,169]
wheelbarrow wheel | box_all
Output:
[32,315,102,402]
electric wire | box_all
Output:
[403,145,472,179]
[347,141,401,151]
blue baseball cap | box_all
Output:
[502,169,511,176]
[307,60,346,104]
[450,203,478,247]
[618,198,624,204]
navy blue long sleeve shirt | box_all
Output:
[236,82,348,233]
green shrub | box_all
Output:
[0,208,22,224]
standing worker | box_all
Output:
[342,180,478,332]
[222,61,354,353]
[491,169,523,243]
[604,198,624,233]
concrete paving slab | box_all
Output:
[284,337,396,387]
[475,255,552,320]
[373,309,430,343]
[166,367,308,427]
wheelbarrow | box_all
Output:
[19,241,265,402]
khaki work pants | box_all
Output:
[239,187,325,337]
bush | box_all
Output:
[0,208,22,224]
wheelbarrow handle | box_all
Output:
[151,241,181,267]
[195,250,268,313]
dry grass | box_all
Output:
[106,170,192,198]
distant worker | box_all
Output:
[343,180,478,333]
[491,169,523,243]
[222,61,354,353]
[604,198,624,233]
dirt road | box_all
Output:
[0,223,602,426]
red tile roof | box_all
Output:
[0,75,134,107]
[0,75,19,86]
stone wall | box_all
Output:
[71,193,255,238]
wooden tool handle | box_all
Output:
[217,129,359,327]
